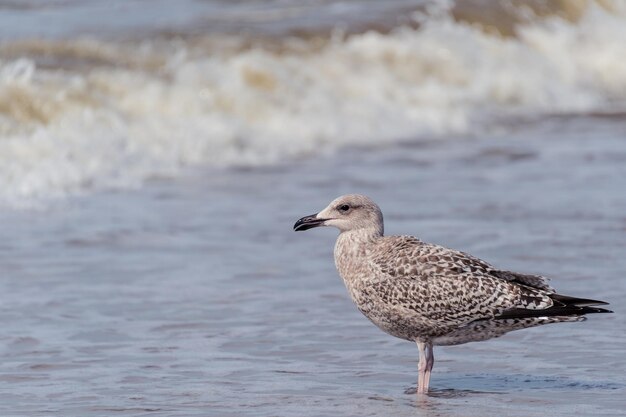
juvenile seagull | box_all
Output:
[293,194,611,394]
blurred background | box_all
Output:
[1,0,625,416]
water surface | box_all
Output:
[1,116,624,416]
[1,1,625,415]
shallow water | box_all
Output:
[1,115,625,416]
[2,1,626,414]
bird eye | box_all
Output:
[338,204,350,212]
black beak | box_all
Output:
[293,213,326,231]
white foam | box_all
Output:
[1,4,626,208]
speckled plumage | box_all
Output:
[294,194,611,393]
[335,232,569,345]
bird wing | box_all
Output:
[365,236,555,327]
[489,270,554,292]
[370,236,554,291]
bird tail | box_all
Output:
[495,293,612,320]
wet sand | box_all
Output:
[0,115,624,416]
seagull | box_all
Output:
[293,194,612,394]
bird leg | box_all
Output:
[423,342,434,393]
[417,341,425,393]
[416,341,434,394]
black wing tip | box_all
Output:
[550,294,611,307]
[497,294,613,320]
[573,306,613,315]
[495,304,613,320]
[586,307,613,314]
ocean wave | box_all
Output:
[1,1,626,207]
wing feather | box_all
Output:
[489,270,554,292]
[366,236,555,329]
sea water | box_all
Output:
[0,1,625,416]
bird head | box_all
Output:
[293,194,384,236]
